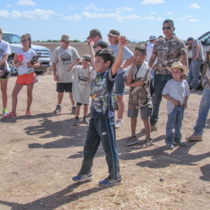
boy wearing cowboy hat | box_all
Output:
[162,61,190,149]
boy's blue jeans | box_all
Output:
[194,88,210,135]
[79,117,120,180]
[187,60,203,90]
[150,74,173,125]
[165,106,185,144]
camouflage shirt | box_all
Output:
[127,66,152,109]
[202,58,210,89]
[153,36,187,75]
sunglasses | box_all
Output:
[62,40,70,43]
[162,26,173,30]
[21,40,27,42]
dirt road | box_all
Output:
[0,75,210,209]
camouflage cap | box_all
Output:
[61,34,71,42]
[87,29,102,40]
[108,29,120,37]
[82,54,91,62]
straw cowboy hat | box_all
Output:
[167,61,189,74]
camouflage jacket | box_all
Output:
[153,36,187,75]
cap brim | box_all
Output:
[108,33,118,37]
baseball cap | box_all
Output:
[82,54,91,62]
[108,30,120,37]
[94,39,109,49]
[61,34,71,42]
[149,35,157,41]
[187,37,194,43]
[87,29,102,40]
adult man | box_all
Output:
[108,29,133,128]
[186,51,210,141]
[148,19,188,131]
[87,29,103,44]
[51,34,80,114]
[187,37,204,92]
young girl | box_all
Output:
[4,34,40,118]
[0,27,11,115]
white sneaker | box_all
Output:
[115,120,123,128]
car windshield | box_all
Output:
[2,33,21,43]
[198,32,210,44]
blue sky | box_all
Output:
[1,0,209,42]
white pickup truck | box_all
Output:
[2,32,51,75]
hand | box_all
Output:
[194,56,199,61]
[54,75,59,81]
[173,100,180,107]
[88,40,94,48]
[0,70,3,77]
[183,101,187,109]
[27,62,33,68]
[120,64,124,69]
[18,60,24,66]
[119,36,128,48]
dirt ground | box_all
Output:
[0,72,210,210]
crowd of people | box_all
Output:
[0,18,210,187]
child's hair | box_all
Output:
[163,19,174,27]
[0,27,3,34]
[95,48,115,68]
[21,34,31,48]
[135,46,147,56]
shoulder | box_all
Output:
[174,37,185,45]
[30,49,36,54]
[1,40,10,46]
[69,46,78,52]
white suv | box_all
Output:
[2,32,51,75]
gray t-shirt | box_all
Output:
[162,79,190,115]
[192,39,204,61]
[50,46,80,83]
[0,40,11,72]
[108,43,133,74]
[70,65,96,104]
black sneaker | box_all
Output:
[53,105,61,114]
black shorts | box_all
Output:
[56,82,72,93]
[0,72,10,80]
[76,102,88,106]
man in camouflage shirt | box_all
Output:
[186,52,210,141]
[148,19,188,131]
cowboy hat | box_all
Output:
[167,61,189,74]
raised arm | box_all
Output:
[112,36,128,76]
[68,58,80,71]
[88,41,96,69]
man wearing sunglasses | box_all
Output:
[147,19,188,131]
[87,29,103,44]
[51,34,80,114]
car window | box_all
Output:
[2,33,21,43]
[199,32,210,44]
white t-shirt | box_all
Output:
[147,42,157,64]
[108,44,133,74]
[16,49,36,75]
[0,40,11,72]
[162,79,190,115]
[50,46,80,83]
[70,65,96,104]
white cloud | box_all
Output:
[116,7,134,11]
[185,15,194,18]
[176,15,195,21]
[157,17,163,21]
[6,4,12,7]
[150,12,156,14]
[16,0,36,6]
[84,4,104,11]
[190,3,201,9]
[62,14,82,21]
[188,19,198,22]
[166,12,174,15]
[70,7,76,10]
[116,14,140,22]
[142,0,165,5]
[82,11,120,18]
[176,17,186,21]
[0,9,55,19]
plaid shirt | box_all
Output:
[153,36,187,75]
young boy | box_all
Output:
[51,34,80,114]
[68,54,95,126]
[162,61,190,149]
[72,36,128,187]
[124,46,153,147]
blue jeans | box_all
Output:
[194,88,210,135]
[165,106,185,144]
[79,117,120,180]
[114,71,126,96]
[150,74,173,125]
[187,60,203,90]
